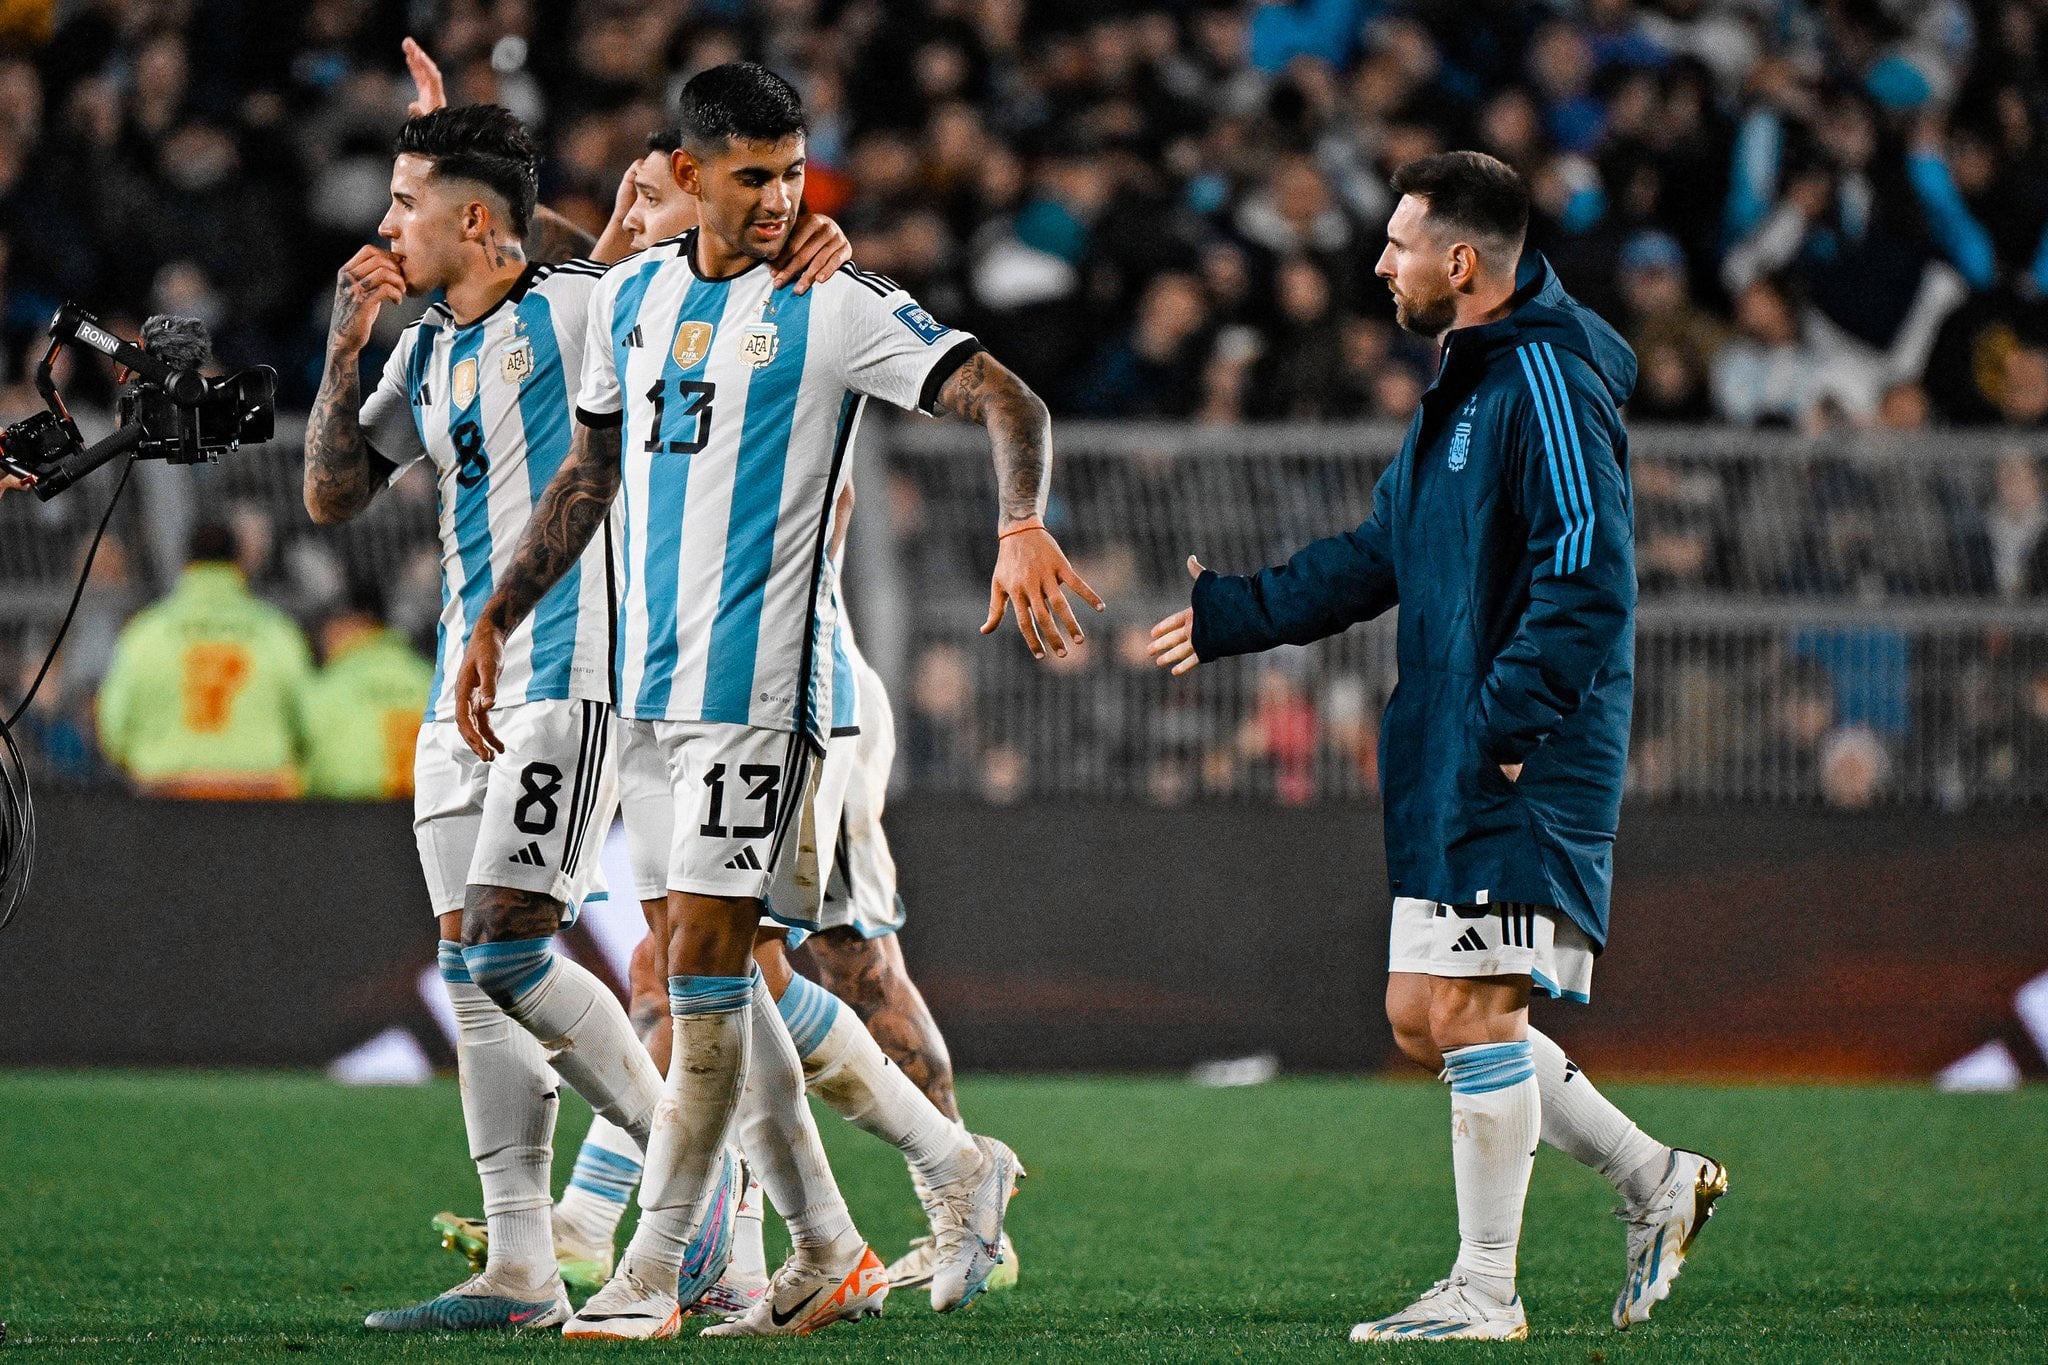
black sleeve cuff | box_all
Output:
[576,406,624,429]
[917,337,984,414]
[362,444,400,486]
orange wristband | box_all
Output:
[998,518,1046,540]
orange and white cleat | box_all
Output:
[699,1243,889,1337]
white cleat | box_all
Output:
[699,1243,888,1337]
[691,1271,769,1322]
[1614,1148,1729,1329]
[925,1135,1024,1311]
[1349,1274,1529,1342]
[560,1268,680,1341]
[887,1231,1019,1293]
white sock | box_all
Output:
[728,1172,768,1281]
[555,1115,643,1252]
[617,974,753,1283]
[440,941,556,1285]
[778,972,978,1190]
[1441,1040,1541,1301]
[741,974,859,1258]
[1527,1028,1669,1205]
[461,938,664,1144]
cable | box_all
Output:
[0,453,135,931]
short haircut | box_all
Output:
[647,127,682,155]
[675,62,806,152]
[188,521,236,564]
[1389,151,1528,262]
[392,104,540,236]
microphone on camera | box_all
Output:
[138,315,213,403]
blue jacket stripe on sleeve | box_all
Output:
[1538,342,1597,572]
[1515,345,1585,575]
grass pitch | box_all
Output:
[1,1073,2043,1363]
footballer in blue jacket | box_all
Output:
[1150,151,1727,1343]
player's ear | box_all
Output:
[461,198,488,243]
[1448,241,1476,292]
[672,148,701,198]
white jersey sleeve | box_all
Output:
[357,323,428,473]
[575,261,630,423]
[830,265,982,415]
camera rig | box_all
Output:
[0,302,276,499]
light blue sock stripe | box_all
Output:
[436,940,471,985]
[1443,1040,1537,1095]
[775,973,843,1058]
[569,1146,642,1203]
[669,974,754,1016]
[461,939,554,1001]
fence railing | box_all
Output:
[3,418,2046,805]
[863,421,2048,807]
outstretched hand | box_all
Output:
[1147,554,1206,676]
[982,522,1106,660]
[402,37,447,118]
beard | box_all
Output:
[1393,285,1457,338]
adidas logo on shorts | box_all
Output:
[509,841,547,868]
[1450,927,1488,953]
[723,847,763,871]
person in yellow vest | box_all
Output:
[302,582,434,799]
[97,522,312,798]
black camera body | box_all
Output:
[0,302,276,497]
[118,366,277,465]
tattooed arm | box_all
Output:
[931,350,1106,658]
[305,246,406,524]
[453,418,622,758]
[527,205,598,265]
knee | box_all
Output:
[1384,991,1439,1071]
[804,928,887,1004]
[461,937,553,1008]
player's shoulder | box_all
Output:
[823,260,909,302]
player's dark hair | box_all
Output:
[675,63,806,152]
[647,127,681,154]
[188,521,236,565]
[392,104,540,237]
[1390,151,1529,258]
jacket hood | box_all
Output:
[1444,252,1638,406]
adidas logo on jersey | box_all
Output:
[624,324,644,348]
[509,841,547,868]
[1450,927,1488,953]
[723,847,763,871]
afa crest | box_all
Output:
[672,320,715,370]
[499,335,534,384]
[450,357,478,409]
[739,321,779,368]
[1448,421,1472,471]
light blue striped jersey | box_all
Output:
[360,261,615,721]
[577,231,979,745]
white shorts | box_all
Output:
[1387,897,1595,1003]
[816,663,905,940]
[617,719,848,930]
[413,700,617,917]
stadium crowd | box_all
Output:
[4,0,2048,807]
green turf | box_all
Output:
[1,1073,2043,1362]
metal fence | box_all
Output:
[3,418,2046,806]
[863,422,2048,808]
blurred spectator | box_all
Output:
[1069,270,1213,417]
[1819,724,1889,809]
[301,582,433,801]
[1986,452,2048,598]
[96,522,312,799]
[1712,274,1883,427]
[1618,231,1722,421]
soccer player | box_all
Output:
[1148,151,1726,1342]
[455,63,1098,1338]
[543,124,1019,1308]
[304,102,846,1333]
